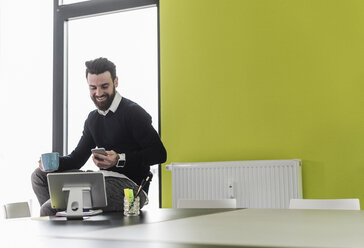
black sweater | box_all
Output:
[58,97,167,184]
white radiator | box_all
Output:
[166,159,302,208]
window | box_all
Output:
[0,0,53,215]
[54,0,161,209]
[67,8,159,208]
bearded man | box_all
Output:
[31,57,167,216]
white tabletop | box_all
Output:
[64,208,364,247]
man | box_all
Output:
[31,57,167,216]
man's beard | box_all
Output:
[91,86,116,111]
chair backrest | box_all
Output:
[289,199,360,210]
[3,202,31,219]
[177,199,237,209]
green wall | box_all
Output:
[160,0,364,208]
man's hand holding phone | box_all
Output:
[91,148,119,169]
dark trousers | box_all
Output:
[31,168,147,216]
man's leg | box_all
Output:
[39,200,58,216]
[102,177,148,212]
[31,168,58,216]
[31,167,50,206]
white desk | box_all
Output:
[63,208,364,248]
[0,209,233,248]
[2,208,364,247]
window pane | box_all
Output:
[67,7,159,208]
[0,0,53,216]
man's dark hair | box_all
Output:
[85,57,117,82]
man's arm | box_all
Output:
[124,105,167,169]
[58,118,96,171]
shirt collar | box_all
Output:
[97,91,122,116]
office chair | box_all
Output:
[177,199,237,208]
[289,198,360,210]
[3,202,31,219]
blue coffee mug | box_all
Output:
[41,152,59,171]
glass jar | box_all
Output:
[124,196,140,216]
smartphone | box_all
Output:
[91,147,107,155]
[91,148,107,160]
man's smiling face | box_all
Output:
[87,71,118,111]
